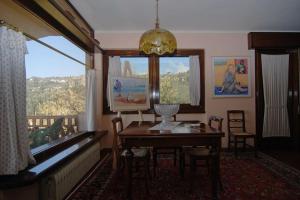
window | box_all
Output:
[159,57,190,104]
[103,50,205,114]
[26,36,88,149]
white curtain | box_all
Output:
[189,56,200,106]
[261,54,290,137]
[0,27,35,175]
[86,69,96,131]
[107,56,121,109]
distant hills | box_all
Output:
[26,70,191,116]
[26,75,85,116]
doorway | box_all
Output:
[255,49,300,150]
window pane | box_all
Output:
[120,57,149,79]
[159,57,190,104]
[26,37,86,149]
[39,36,86,63]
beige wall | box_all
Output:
[94,32,256,148]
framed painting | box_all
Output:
[212,57,251,97]
[109,76,150,111]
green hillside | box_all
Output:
[26,75,85,116]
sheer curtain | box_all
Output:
[86,69,96,131]
[0,27,35,175]
[261,54,290,137]
[189,56,200,106]
[107,56,121,109]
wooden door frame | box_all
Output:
[255,49,299,150]
[248,32,300,150]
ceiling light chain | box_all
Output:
[155,0,159,28]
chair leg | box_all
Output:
[243,138,246,151]
[144,157,150,194]
[254,137,258,158]
[234,137,238,158]
[153,149,157,177]
[218,174,224,192]
[228,135,231,152]
[173,150,177,166]
[180,149,185,178]
[190,157,196,191]
[206,159,210,175]
[135,160,140,172]
[117,157,125,177]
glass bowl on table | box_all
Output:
[154,104,179,129]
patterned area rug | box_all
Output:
[72,152,300,200]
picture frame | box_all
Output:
[212,56,251,97]
[109,76,150,111]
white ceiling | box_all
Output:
[70,0,300,32]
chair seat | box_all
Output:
[187,147,210,157]
[122,148,149,158]
[231,132,255,137]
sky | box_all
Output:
[25,36,190,78]
[25,36,86,78]
[120,57,189,75]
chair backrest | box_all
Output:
[154,114,176,122]
[208,116,223,131]
[111,117,124,169]
[112,117,123,146]
[227,110,246,133]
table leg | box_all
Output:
[211,140,221,200]
[211,152,219,200]
[125,148,133,200]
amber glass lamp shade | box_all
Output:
[139,27,177,55]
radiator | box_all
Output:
[40,142,100,200]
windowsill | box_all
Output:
[31,131,91,163]
[32,130,106,164]
[31,132,90,155]
[0,130,107,190]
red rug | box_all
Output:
[72,153,300,200]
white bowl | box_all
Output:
[154,104,179,126]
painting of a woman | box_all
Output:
[220,64,247,94]
[213,57,250,97]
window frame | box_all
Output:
[102,49,205,114]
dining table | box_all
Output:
[119,121,225,200]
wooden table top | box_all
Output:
[119,121,225,138]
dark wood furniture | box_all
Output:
[227,110,257,158]
[111,118,150,193]
[119,121,224,200]
[152,114,182,176]
[186,116,224,191]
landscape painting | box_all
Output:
[109,77,150,111]
[212,57,250,97]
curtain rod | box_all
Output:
[0,19,90,68]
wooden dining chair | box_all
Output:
[227,110,257,158]
[186,116,224,191]
[111,117,151,193]
[152,114,182,176]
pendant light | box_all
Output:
[139,0,177,55]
